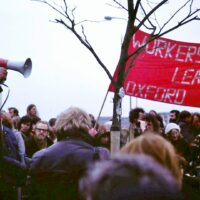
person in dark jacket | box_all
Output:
[0,117,27,199]
[29,107,109,200]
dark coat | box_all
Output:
[0,126,26,187]
[25,136,53,158]
[29,136,106,200]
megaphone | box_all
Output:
[0,58,32,78]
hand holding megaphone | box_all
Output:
[0,67,7,83]
[0,58,32,79]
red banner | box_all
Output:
[109,29,200,107]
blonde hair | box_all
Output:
[120,132,182,188]
[55,107,92,140]
[0,111,14,129]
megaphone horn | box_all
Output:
[0,58,32,78]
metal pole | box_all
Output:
[95,90,109,129]
[129,96,132,110]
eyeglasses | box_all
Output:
[36,128,48,132]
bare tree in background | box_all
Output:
[32,0,200,149]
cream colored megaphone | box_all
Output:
[0,58,32,78]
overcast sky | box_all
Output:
[0,0,200,121]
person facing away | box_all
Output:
[79,154,183,200]
[120,132,182,188]
[29,107,110,200]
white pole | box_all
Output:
[95,90,109,129]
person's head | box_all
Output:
[191,112,200,128]
[18,115,32,135]
[89,114,97,128]
[143,113,160,133]
[169,110,180,123]
[129,107,145,123]
[26,104,39,117]
[179,110,192,124]
[34,121,49,140]
[96,125,110,148]
[49,117,57,131]
[48,117,57,140]
[165,123,181,141]
[8,107,19,118]
[120,133,182,188]
[12,116,21,130]
[55,107,92,140]
[0,111,13,128]
[79,154,183,200]
[149,110,157,116]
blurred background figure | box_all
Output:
[8,107,20,129]
[128,107,145,139]
[191,112,200,137]
[143,113,161,135]
[48,117,57,143]
[80,154,183,200]
[169,110,180,124]
[26,104,41,124]
[95,124,110,150]
[165,123,190,163]
[178,110,195,145]
[8,107,19,118]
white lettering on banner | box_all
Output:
[171,67,200,85]
[126,81,186,105]
[165,42,176,59]
[132,34,200,63]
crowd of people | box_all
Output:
[0,63,200,200]
[0,103,200,199]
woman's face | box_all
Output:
[145,121,154,132]
[20,122,31,134]
[30,106,37,116]
[169,129,180,141]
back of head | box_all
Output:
[55,107,92,140]
[120,133,182,187]
[179,110,191,122]
[80,154,183,200]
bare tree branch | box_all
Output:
[32,0,200,130]
[32,0,115,85]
